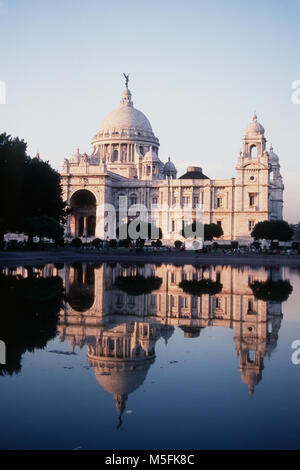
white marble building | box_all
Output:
[61,80,284,242]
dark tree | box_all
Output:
[24,216,64,244]
[117,221,162,241]
[182,222,223,241]
[24,157,65,223]
[0,134,29,240]
[204,223,223,241]
[251,220,294,242]
[0,133,66,248]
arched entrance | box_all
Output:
[70,189,96,237]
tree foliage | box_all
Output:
[251,220,294,242]
[24,216,64,242]
[116,221,162,241]
[0,133,65,246]
[181,222,223,241]
[204,223,223,241]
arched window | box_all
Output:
[118,194,126,208]
[130,194,137,205]
[113,149,118,161]
[250,145,257,159]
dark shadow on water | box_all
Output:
[0,273,64,375]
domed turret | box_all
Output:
[245,113,265,136]
[142,146,164,180]
[269,144,279,165]
[163,156,177,180]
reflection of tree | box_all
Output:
[114,275,162,296]
[179,279,223,296]
[250,280,293,302]
[0,274,64,375]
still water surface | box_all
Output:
[0,262,300,450]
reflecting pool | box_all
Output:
[0,262,300,449]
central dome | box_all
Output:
[99,87,153,133]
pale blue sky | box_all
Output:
[0,0,300,221]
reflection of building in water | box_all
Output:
[87,321,164,427]
[58,263,284,415]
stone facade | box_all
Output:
[61,83,284,243]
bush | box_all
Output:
[270,241,279,250]
[252,241,261,249]
[136,238,145,249]
[109,239,117,248]
[92,238,102,248]
[292,241,299,251]
[118,239,130,248]
[71,237,82,248]
[7,240,19,251]
[174,240,182,249]
[55,237,64,247]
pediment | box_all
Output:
[238,161,268,170]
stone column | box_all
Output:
[95,189,106,238]
[83,216,87,236]
[75,216,79,237]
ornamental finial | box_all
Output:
[123,73,129,88]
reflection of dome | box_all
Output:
[89,357,154,418]
[160,324,175,345]
[179,325,202,338]
[240,369,262,396]
[99,88,153,134]
[245,113,265,136]
[92,361,152,397]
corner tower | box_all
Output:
[234,113,271,240]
